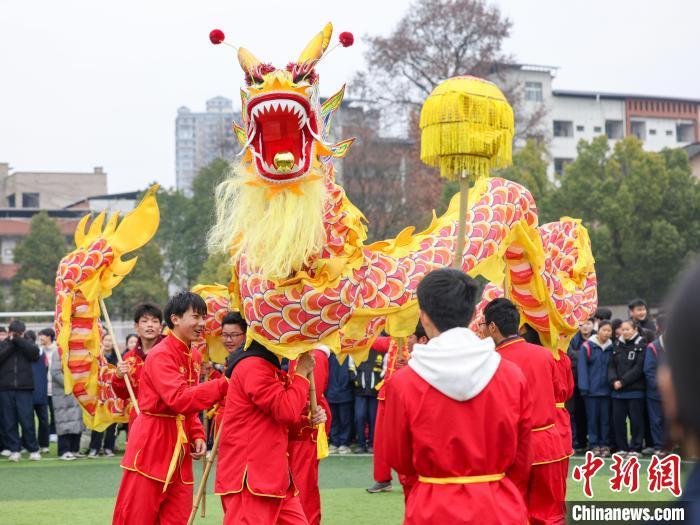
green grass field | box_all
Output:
[0,449,687,525]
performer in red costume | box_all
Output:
[483,298,567,525]
[369,329,426,500]
[383,269,532,525]
[112,292,229,525]
[215,342,325,525]
[112,303,165,424]
[288,345,332,525]
[553,347,575,508]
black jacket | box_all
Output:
[608,334,646,398]
[0,336,41,390]
[349,350,384,397]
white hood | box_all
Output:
[408,327,500,401]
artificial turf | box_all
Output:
[0,450,686,525]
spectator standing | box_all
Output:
[628,298,656,339]
[25,330,50,453]
[608,320,647,457]
[578,321,614,457]
[125,333,138,352]
[326,353,354,454]
[88,333,118,458]
[349,347,384,453]
[0,320,41,462]
[0,327,7,342]
[38,329,58,442]
[51,343,84,460]
[643,314,667,455]
[568,318,594,452]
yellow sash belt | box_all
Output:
[555,402,565,409]
[419,473,505,484]
[144,412,188,492]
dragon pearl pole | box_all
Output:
[452,174,471,270]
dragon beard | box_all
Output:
[208,161,328,281]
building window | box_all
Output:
[576,125,585,132]
[554,158,573,176]
[677,123,695,143]
[525,82,543,102]
[594,126,602,133]
[631,121,646,140]
[22,192,40,208]
[605,120,623,140]
[666,130,673,136]
[7,194,15,208]
[649,129,657,135]
[553,120,574,137]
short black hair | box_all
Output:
[594,307,612,320]
[417,269,478,333]
[655,313,666,333]
[628,298,647,310]
[8,320,25,333]
[520,323,541,345]
[611,318,622,333]
[414,320,427,340]
[24,330,36,342]
[598,320,612,330]
[484,298,520,337]
[664,259,700,439]
[164,292,207,329]
[133,303,163,324]
[39,328,56,341]
[125,332,138,345]
[0,326,6,333]
[221,311,247,332]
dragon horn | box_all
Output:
[297,22,333,64]
[238,47,262,75]
[110,185,160,256]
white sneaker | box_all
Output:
[29,452,41,461]
[59,452,76,461]
[0,449,11,457]
[8,452,20,462]
[88,449,98,459]
[40,447,50,454]
[103,449,115,457]
[337,445,351,455]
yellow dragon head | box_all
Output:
[232,22,354,191]
[208,23,356,280]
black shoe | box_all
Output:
[367,481,392,493]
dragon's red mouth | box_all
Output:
[247,93,316,182]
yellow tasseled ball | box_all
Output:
[420,76,514,182]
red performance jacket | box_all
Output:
[496,336,566,465]
[554,349,575,457]
[111,335,165,425]
[383,360,532,525]
[215,342,311,498]
[120,334,228,485]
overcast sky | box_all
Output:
[1,0,698,193]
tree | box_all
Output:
[156,158,231,288]
[12,212,67,288]
[12,279,55,312]
[353,0,512,112]
[107,242,168,319]
[196,252,233,285]
[550,136,700,304]
[342,112,443,242]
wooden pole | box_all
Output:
[309,372,318,412]
[201,416,209,518]
[188,424,222,525]
[451,176,471,270]
[99,297,140,416]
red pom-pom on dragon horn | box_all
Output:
[338,32,354,48]
[209,29,225,45]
